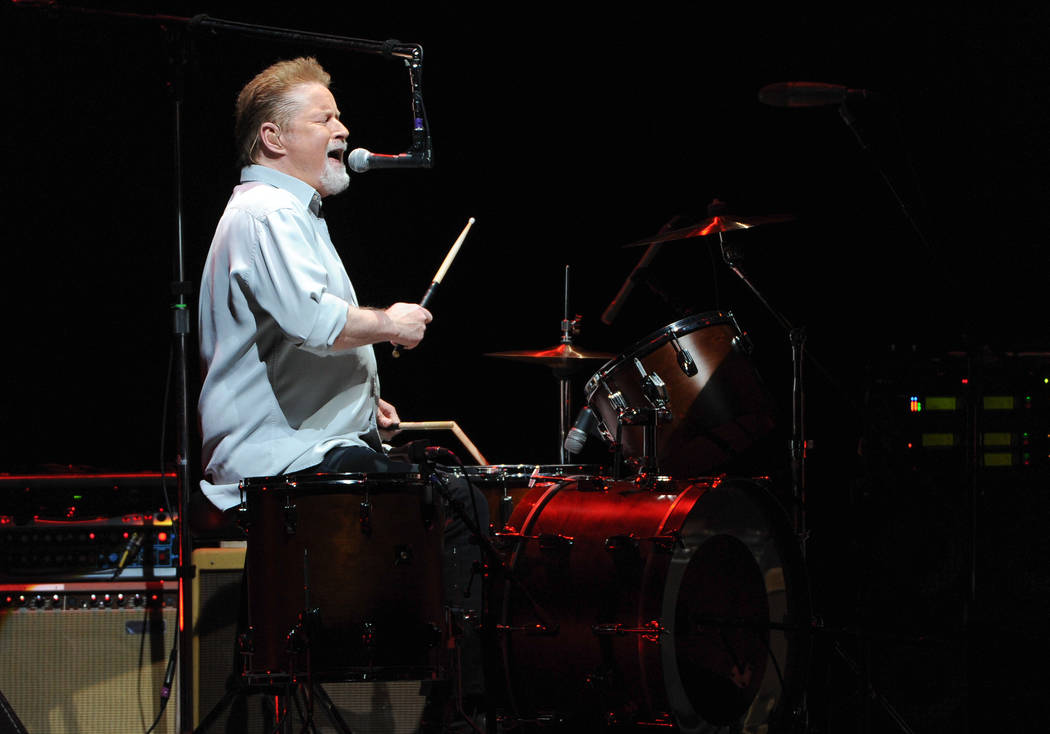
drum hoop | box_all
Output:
[239,471,425,491]
[586,309,739,388]
[440,464,605,481]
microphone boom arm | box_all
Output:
[405,46,434,167]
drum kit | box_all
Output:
[230,209,814,733]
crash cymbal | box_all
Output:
[485,343,616,366]
[625,213,795,247]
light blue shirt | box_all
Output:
[198,165,382,510]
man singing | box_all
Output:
[197,56,432,512]
[194,57,486,724]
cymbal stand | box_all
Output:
[557,265,581,463]
[719,233,809,554]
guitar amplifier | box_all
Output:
[0,580,177,734]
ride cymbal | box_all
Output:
[625,213,795,247]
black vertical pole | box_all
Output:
[164,24,195,733]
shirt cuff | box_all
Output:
[302,291,350,351]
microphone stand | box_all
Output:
[11,6,433,734]
[719,233,810,555]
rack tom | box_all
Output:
[585,311,774,477]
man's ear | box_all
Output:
[257,122,284,157]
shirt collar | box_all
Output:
[240,165,323,217]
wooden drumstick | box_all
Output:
[393,217,475,357]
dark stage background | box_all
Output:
[3,3,1048,732]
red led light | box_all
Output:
[157,532,168,542]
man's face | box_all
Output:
[274,82,350,197]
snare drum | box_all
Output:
[494,476,809,732]
[240,472,444,682]
[585,311,774,477]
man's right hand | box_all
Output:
[385,302,433,349]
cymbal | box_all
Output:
[625,213,795,247]
[485,343,616,366]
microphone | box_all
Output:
[348,147,432,173]
[758,81,877,107]
[564,406,598,455]
[111,530,146,580]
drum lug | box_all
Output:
[359,498,372,536]
[604,534,640,554]
[237,627,255,675]
[575,476,607,492]
[649,531,684,553]
[361,621,377,657]
[537,532,573,553]
[732,331,754,356]
[669,332,698,377]
[420,480,436,529]
[282,496,297,535]
[234,502,251,531]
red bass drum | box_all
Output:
[494,476,809,733]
